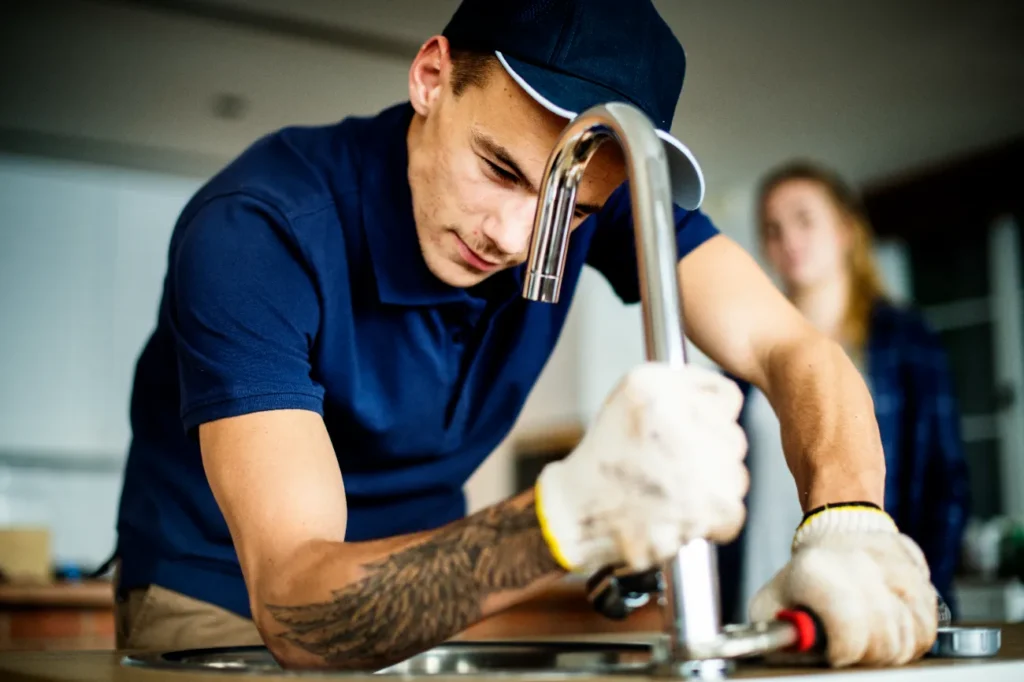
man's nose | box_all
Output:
[481,197,537,260]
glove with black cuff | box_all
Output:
[749,501,938,667]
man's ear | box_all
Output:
[409,36,451,117]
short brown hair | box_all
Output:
[449,48,498,96]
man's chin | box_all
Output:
[425,255,490,289]
[445,270,489,289]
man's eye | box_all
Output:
[485,159,517,184]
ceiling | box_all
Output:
[178,0,1024,197]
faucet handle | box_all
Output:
[585,565,663,620]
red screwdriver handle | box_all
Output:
[776,608,827,654]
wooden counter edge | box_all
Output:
[0,624,1022,682]
[0,581,114,609]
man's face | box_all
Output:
[406,42,626,289]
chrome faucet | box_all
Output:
[521,103,821,678]
[521,101,726,677]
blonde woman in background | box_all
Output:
[717,160,971,622]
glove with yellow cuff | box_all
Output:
[749,502,938,668]
[534,362,750,575]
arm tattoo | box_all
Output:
[264,498,561,670]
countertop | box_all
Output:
[1,625,1022,682]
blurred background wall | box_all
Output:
[0,0,1021,611]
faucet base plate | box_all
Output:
[651,657,732,679]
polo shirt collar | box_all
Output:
[357,103,472,307]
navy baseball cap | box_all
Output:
[442,0,704,210]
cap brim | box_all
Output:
[496,51,705,211]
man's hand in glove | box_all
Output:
[534,362,750,574]
[750,504,938,667]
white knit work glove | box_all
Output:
[534,362,749,574]
[749,504,938,667]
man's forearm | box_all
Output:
[259,490,563,670]
[762,332,886,511]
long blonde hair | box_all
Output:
[756,160,889,351]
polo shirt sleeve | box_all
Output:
[169,193,325,434]
[585,183,719,304]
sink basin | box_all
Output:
[122,640,663,676]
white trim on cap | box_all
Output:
[495,49,706,209]
[657,130,704,185]
[657,128,706,208]
[495,51,578,119]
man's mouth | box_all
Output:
[454,235,501,273]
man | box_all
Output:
[113,0,938,671]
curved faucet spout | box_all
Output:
[522,102,687,368]
[521,102,723,674]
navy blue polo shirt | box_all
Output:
[115,102,718,618]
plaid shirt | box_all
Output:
[718,299,971,619]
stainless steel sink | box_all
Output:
[122,640,663,677]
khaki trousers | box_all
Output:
[113,563,263,651]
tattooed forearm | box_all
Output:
[264,497,561,670]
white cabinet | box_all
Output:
[0,154,201,457]
[0,154,202,567]
[0,156,116,454]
